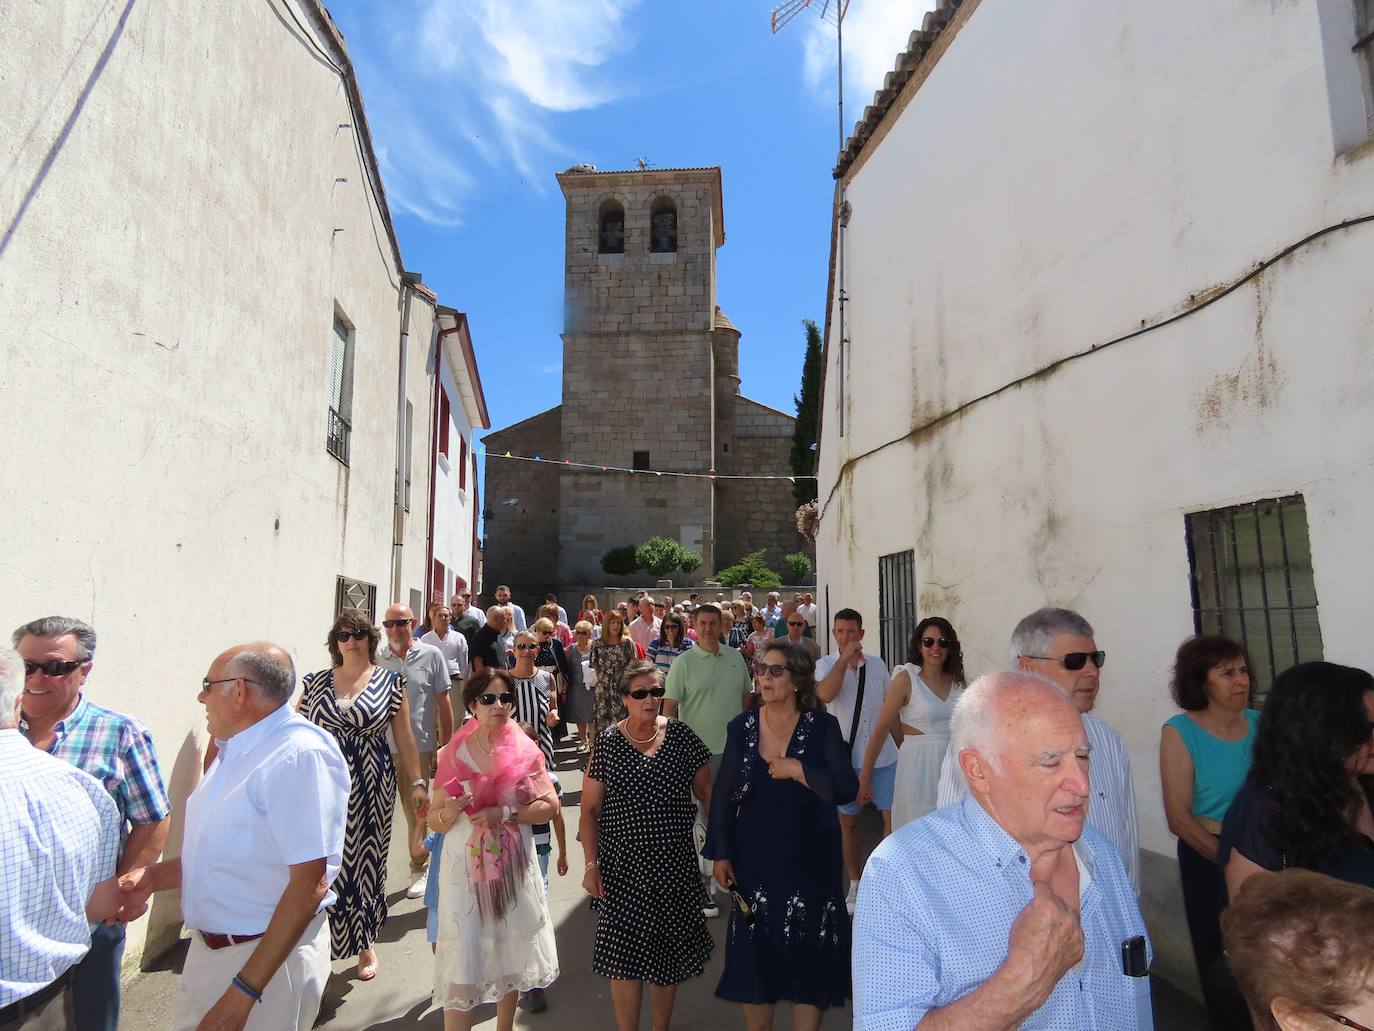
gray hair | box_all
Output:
[950,671,1070,771]
[229,645,296,706]
[12,616,97,661]
[0,647,23,727]
[1008,607,1094,666]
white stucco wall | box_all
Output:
[432,346,480,598]
[1,0,443,967]
[818,0,1374,992]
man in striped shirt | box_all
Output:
[936,608,1140,894]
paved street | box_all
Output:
[121,736,1208,1029]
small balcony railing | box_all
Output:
[327,406,351,466]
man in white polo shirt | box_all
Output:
[815,608,899,915]
[118,643,350,1031]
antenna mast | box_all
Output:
[771,0,851,438]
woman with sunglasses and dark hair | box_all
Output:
[299,609,429,980]
[865,617,966,832]
[1158,634,1259,1018]
[1220,661,1374,899]
[705,642,858,1026]
[581,660,714,1030]
[510,631,559,773]
[428,669,560,1029]
[648,612,693,681]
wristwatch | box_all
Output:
[501,804,517,823]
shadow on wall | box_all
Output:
[1,0,137,260]
[141,728,205,968]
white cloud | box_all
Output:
[348,0,641,227]
[800,2,930,131]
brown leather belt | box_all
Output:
[198,930,266,950]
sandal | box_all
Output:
[358,949,378,981]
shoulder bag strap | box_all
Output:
[848,662,866,758]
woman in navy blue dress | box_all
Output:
[705,641,858,1028]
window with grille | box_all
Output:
[327,314,354,465]
[335,576,377,622]
[1185,495,1323,704]
[877,550,917,670]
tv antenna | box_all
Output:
[771,0,853,437]
[634,156,653,170]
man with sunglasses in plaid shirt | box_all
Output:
[12,616,171,1031]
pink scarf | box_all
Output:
[438,718,548,923]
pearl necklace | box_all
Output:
[621,719,661,744]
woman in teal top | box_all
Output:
[1159,634,1260,1026]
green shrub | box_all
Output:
[601,545,640,577]
[716,550,782,589]
[784,552,812,583]
[678,549,702,574]
[634,536,704,576]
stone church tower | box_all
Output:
[484,166,806,601]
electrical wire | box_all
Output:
[818,213,1374,523]
[483,451,815,481]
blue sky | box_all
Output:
[324,0,930,449]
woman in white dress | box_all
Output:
[427,668,560,1030]
[861,617,966,831]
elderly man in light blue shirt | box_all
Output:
[853,671,1151,1031]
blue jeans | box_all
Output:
[71,921,125,1031]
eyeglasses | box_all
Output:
[23,659,86,677]
[1025,651,1107,671]
[381,619,411,629]
[515,642,540,651]
[1315,1010,1374,1031]
[759,664,789,679]
[476,692,515,706]
[201,676,258,692]
[333,629,369,642]
[624,686,666,700]
[922,637,951,649]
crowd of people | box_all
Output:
[3,587,1371,1031]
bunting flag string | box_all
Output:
[480,447,812,482]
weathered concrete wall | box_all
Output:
[483,407,563,601]
[816,0,1374,996]
[0,0,452,969]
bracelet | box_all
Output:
[585,859,599,869]
[411,779,427,789]
[230,974,263,1004]
[502,804,517,823]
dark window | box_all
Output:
[877,550,917,670]
[650,197,677,253]
[335,576,377,622]
[1185,495,1323,704]
[431,559,446,609]
[459,436,468,490]
[599,200,624,254]
[632,451,650,470]
[439,389,451,458]
[328,315,353,465]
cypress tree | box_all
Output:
[789,319,822,507]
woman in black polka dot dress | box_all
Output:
[581,660,715,1030]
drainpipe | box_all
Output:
[392,271,423,603]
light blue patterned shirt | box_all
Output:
[853,796,1152,1031]
[0,729,121,1007]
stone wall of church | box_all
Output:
[716,397,811,577]
[481,406,562,602]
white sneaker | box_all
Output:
[405,872,428,899]
[845,881,858,916]
[703,899,720,918]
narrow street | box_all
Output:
[120,735,1209,1029]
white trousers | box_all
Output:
[173,911,330,1031]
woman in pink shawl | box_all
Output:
[426,668,560,1029]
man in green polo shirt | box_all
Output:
[664,603,753,917]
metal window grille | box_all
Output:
[404,400,413,511]
[1184,495,1323,705]
[877,550,917,670]
[335,576,377,622]
[326,406,351,466]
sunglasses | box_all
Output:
[381,619,411,629]
[787,621,805,627]
[515,642,540,651]
[1316,1011,1374,1031]
[1026,651,1107,671]
[922,637,951,649]
[23,659,86,678]
[476,692,515,706]
[333,629,369,642]
[624,686,666,700]
[758,664,789,679]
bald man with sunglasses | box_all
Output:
[935,608,1140,894]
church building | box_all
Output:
[483,165,807,602]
